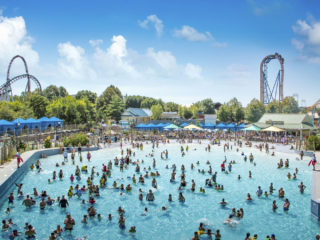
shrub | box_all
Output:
[63,133,89,147]
[44,136,52,148]
[306,135,320,151]
[18,141,27,151]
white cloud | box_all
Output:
[0,15,39,75]
[292,16,320,64]
[107,35,127,58]
[185,63,202,79]
[138,14,163,36]
[57,42,89,79]
[174,25,226,47]
[293,19,320,45]
[174,25,212,42]
[89,39,103,47]
[291,38,304,51]
[147,48,177,71]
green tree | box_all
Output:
[96,85,122,120]
[105,95,125,121]
[281,96,299,113]
[195,98,215,114]
[28,94,49,118]
[42,85,60,101]
[46,96,89,124]
[140,97,159,109]
[226,98,244,122]
[266,100,280,113]
[151,104,163,120]
[164,102,179,112]
[190,104,199,119]
[59,86,68,97]
[245,98,265,122]
[75,90,97,104]
[125,95,145,108]
[0,103,16,120]
[217,105,230,122]
[179,106,192,119]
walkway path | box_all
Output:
[0,150,38,185]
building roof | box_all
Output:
[256,113,314,130]
[122,108,152,117]
[258,113,312,125]
[161,112,179,119]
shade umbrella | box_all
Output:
[242,125,261,131]
[164,124,180,130]
[261,126,285,132]
[184,124,203,130]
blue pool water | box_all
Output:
[0,141,318,239]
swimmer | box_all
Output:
[283,198,290,211]
[272,200,278,211]
[220,198,227,206]
[246,193,252,201]
[178,192,185,202]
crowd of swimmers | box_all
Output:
[1,139,318,239]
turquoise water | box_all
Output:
[0,142,318,239]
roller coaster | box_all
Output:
[0,55,42,101]
[260,53,284,105]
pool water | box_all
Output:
[0,141,318,240]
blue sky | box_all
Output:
[0,0,319,106]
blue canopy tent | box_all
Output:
[48,117,64,128]
[203,123,215,129]
[37,117,52,131]
[216,123,226,129]
[226,123,236,131]
[236,123,245,131]
[25,118,41,130]
[180,123,189,127]
[12,118,28,129]
[135,123,148,131]
[146,123,159,130]
[0,120,15,134]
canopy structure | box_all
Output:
[164,124,180,130]
[242,125,261,131]
[180,123,189,127]
[216,123,226,129]
[203,123,215,129]
[236,123,246,130]
[26,118,41,130]
[49,117,64,128]
[226,123,236,130]
[12,118,28,129]
[184,124,203,130]
[261,126,285,132]
[135,123,147,128]
[0,120,14,134]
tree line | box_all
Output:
[0,84,302,124]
